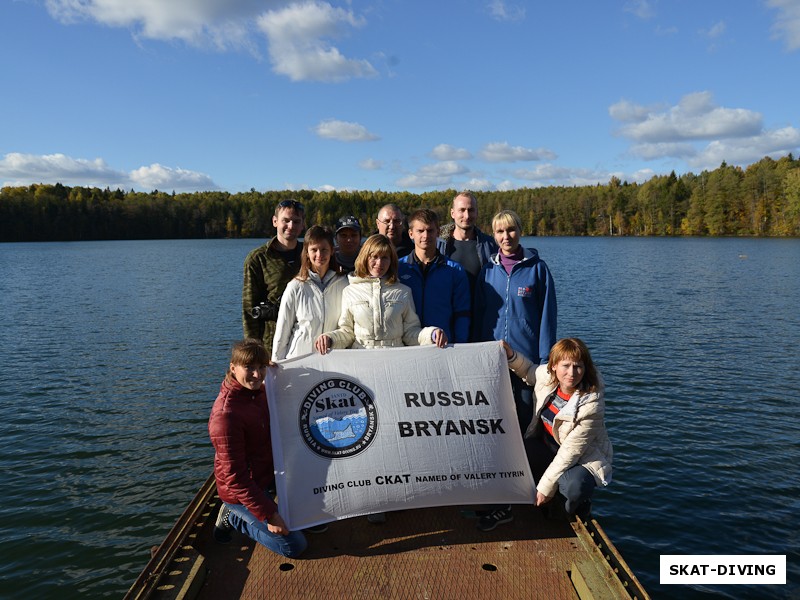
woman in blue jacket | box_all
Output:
[474,209,557,429]
[472,209,557,531]
[472,210,557,432]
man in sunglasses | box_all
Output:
[242,199,306,358]
[375,203,413,258]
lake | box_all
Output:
[0,237,797,598]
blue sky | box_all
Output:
[1,0,799,193]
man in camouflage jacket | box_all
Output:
[242,200,305,357]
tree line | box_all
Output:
[2,155,799,243]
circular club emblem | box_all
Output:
[299,377,377,459]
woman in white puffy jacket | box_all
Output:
[315,234,447,351]
[272,226,349,360]
[503,337,612,518]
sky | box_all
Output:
[1,0,800,194]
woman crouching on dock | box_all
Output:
[209,339,307,556]
[503,338,612,519]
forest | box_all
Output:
[1,155,799,242]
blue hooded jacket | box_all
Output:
[398,252,471,343]
[473,247,557,364]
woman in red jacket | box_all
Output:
[208,339,307,556]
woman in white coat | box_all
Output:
[272,226,348,361]
[504,337,612,520]
[314,234,447,351]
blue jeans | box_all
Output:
[555,464,596,515]
[226,502,307,558]
[525,436,596,515]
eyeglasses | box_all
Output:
[278,199,305,211]
[377,218,404,226]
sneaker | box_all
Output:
[366,512,387,524]
[213,505,232,543]
[542,498,568,521]
[574,500,592,521]
[477,507,513,532]
[304,523,329,534]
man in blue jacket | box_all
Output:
[399,208,471,343]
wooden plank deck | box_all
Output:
[126,475,648,600]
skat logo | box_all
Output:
[298,377,377,459]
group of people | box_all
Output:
[208,191,613,557]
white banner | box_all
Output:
[266,341,535,531]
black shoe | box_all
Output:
[304,523,329,534]
[574,500,592,520]
[477,507,513,531]
[542,497,568,521]
[213,505,232,543]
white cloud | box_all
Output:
[623,0,656,20]
[396,161,469,188]
[45,0,378,81]
[495,179,517,191]
[488,0,526,22]
[284,182,312,191]
[0,152,218,192]
[627,168,657,183]
[608,92,800,169]
[0,153,123,185]
[257,2,378,82]
[45,0,267,50]
[611,91,763,143]
[610,91,800,168]
[511,163,616,187]
[430,144,472,161]
[608,98,661,123]
[359,158,383,170]
[314,119,379,142]
[655,25,678,36]
[630,142,697,160]
[704,21,726,39]
[767,0,800,51]
[129,164,218,191]
[479,141,557,163]
[288,182,353,192]
[463,178,493,191]
[690,126,800,169]
[700,20,727,52]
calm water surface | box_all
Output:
[0,237,798,598]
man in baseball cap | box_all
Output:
[334,215,362,273]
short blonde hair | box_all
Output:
[354,234,399,283]
[491,209,523,233]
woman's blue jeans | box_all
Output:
[226,502,307,558]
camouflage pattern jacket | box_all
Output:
[242,238,302,355]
